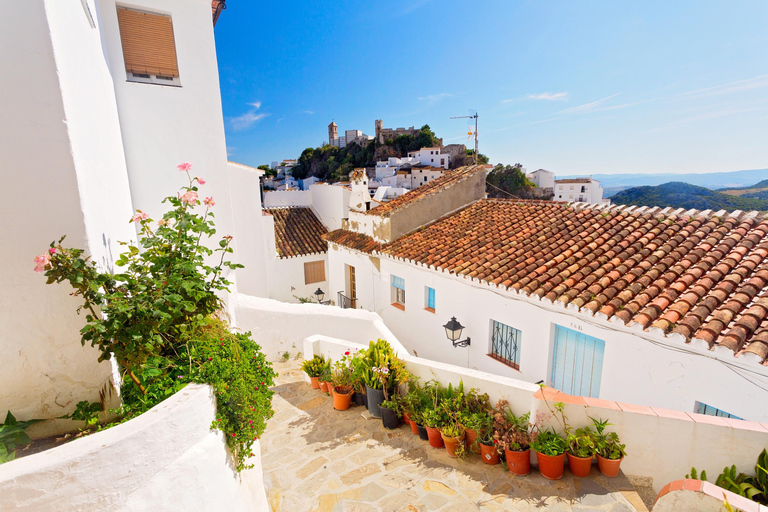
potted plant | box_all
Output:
[440,421,466,458]
[331,353,355,411]
[493,400,533,476]
[566,426,596,477]
[591,417,626,477]
[300,354,326,389]
[380,395,403,429]
[476,413,499,465]
[422,408,446,448]
[462,411,486,455]
[360,339,399,418]
[318,361,332,395]
[532,428,568,480]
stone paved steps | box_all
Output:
[261,361,648,512]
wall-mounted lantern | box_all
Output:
[443,316,471,348]
[314,288,330,305]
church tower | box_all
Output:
[328,121,338,145]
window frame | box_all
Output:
[303,260,326,285]
[116,6,182,87]
[391,275,405,310]
[693,401,742,419]
[424,286,436,313]
[488,319,522,370]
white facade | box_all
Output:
[407,147,451,169]
[263,183,350,231]
[374,156,419,180]
[554,178,604,203]
[528,169,555,189]
[1,0,269,434]
[328,252,768,421]
[408,166,445,189]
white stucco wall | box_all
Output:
[0,384,268,511]
[0,0,135,433]
[263,189,312,208]
[95,0,238,254]
[228,162,269,298]
[234,294,402,360]
[370,257,768,422]
[327,243,382,312]
[308,183,350,231]
[266,254,328,304]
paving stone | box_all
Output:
[423,480,457,496]
[296,456,330,479]
[340,463,381,486]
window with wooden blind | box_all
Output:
[117,7,180,85]
[304,261,325,285]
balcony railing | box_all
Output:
[337,292,356,309]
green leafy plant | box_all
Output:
[531,428,567,457]
[380,395,404,416]
[35,166,275,471]
[686,467,708,481]
[281,351,290,361]
[711,452,768,505]
[301,355,326,378]
[590,417,626,460]
[421,407,448,428]
[440,422,465,438]
[0,411,42,464]
[476,412,495,446]
[65,401,102,430]
[567,426,596,458]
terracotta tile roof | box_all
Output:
[265,207,328,258]
[324,230,382,254]
[365,165,486,218]
[380,199,768,363]
[556,178,593,184]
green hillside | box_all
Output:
[610,181,768,212]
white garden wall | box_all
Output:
[266,254,328,304]
[0,384,268,511]
[235,294,403,360]
[309,183,350,231]
[374,257,768,422]
[263,189,312,208]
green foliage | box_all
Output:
[440,422,465,438]
[66,401,102,429]
[0,411,42,464]
[531,428,568,457]
[710,450,768,505]
[686,467,707,481]
[37,169,275,472]
[385,125,442,156]
[380,395,404,416]
[611,181,768,212]
[293,141,376,182]
[359,339,407,390]
[257,164,277,177]
[589,417,626,460]
[281,351,290,361]
[301,355,327,378]
[567,426,597,458]
[486,163,536,199]
[493,399,533,453]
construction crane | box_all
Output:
[450,112,478,165]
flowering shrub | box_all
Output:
[35,163,275,471]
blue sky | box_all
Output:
[214,1,768,175]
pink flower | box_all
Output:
[178,190,198,205]
[177,162,192,172]
[33,254,51,273]
[203,196,215,207]
[157,218,169,227]
[131,211,148,223]
[48,248,56,255]
[197,178,206,185]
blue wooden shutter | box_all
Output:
[392,276,405,290]
[550,325,605,398]
[427,287,435,309]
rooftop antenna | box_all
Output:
[450,110,478,165]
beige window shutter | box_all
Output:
[117,7,179,78]
[304,261,326,285]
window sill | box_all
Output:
[487,353,520,371]
[391,303,405,311]
[424,307,435,314]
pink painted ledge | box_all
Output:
[655,479,766,512]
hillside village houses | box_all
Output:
[555,176,606,203]
[4,0,768,509]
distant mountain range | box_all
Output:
[610,182,768,212]
[559,168,768,197]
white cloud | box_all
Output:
[229,101,268,130]
[557,93,622,115]
[683,74,768,98]
[526,92,569,101]
[303,110,315,115]
[418,92,453,104]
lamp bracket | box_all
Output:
[452,337,471,348]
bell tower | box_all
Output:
[328,121,338,145]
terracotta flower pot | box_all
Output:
[325,382,334,395]
[480,443,499,465]
[597,455,623,477]
[536,451,566,480]
[310,376,320,389]
[465,428,479,454]
[505,448,531,476]
[567,453,593,478]
[332,386,353,411]
[402,412,411,424]
[440,431,465,458]
[319,381,328,393]
[409,419,419,435]
[425,426,444,448]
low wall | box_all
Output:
[303,335,539,429]
[653,479,768,512]
[0,384,268,511]
[235,293,404,361]
[304,335,768,496]
[262,190,311,208]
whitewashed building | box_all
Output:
[324,166,768,422]
[407,147,451,169]
[555,177,604,203]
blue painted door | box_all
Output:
[550,325,605,398]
